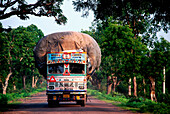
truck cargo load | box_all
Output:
[33,31,101,78]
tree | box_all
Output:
[73,0,170,42]
[140,38,169,101]
[0,29,12,94]
[73,0,170,97]
[0,24,44,94]
[0,0,67,25]
[86,19,146,95]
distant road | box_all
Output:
[3,91,136,114]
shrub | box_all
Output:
[23,92,31,97]
[0,94,8,106]
[140,101,170,113]
[128,97,141,103]
[157,93,170,105]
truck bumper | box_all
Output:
[47,91,86,101]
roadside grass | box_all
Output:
[87,89,170,114]
[7,87,46,102]
[0,87,46,112]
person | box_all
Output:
[82,70,84,74]
[57,64,64,73]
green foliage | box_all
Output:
[88,89,170,113]
[124,96,170,113]
[157,93,170,105]
[87,89,128,103]
[6,87,46,102]
[74,0,170,46]
[0,24,44,94]
[0,94,8,106]
[116,81,128,95]
[0,0,67,25]
[140,102,170,113]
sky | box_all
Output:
[1,0,170,42]
[1,0,94,36]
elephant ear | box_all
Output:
[33,31,101,78]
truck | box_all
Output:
[33,31,101,106]
[46,50,87,107]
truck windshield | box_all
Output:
[69,63,85,74]
[48,63,64,74]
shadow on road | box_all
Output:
[1,102,132,113]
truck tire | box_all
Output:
[48,101,54,107]
[55,101,59,106]
[48,101,59,107]
[81,100,86,107]
[81,96,86,107]
[76,100,81,105]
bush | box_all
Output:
[140,102,170,114]
[157,93,170,105]
[0,94,8,106]
[128,97,141,103]
[23,92,31,97]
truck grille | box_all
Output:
[53,82,79,88]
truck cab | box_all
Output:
[46,50,87,107]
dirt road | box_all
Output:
[2,91,137,114]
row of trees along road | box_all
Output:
[0,0,169,102]
[0,0,67,95]
[82,20,169,102]
[0,24,44,94]
[77,0,170,101]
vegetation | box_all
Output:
[0,86,46,111]
[0,0,67,25]
[0,23,45,95]
[0,0,169,113]
[83,15,169,113]
[87,89,170,113]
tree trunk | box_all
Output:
[149,76,157,101]
[23,75,26,89]
[107,76,112,94]
[113,82,116,92]
[163,66,165,94]
[32,76,35,88]
[112,76,117,92]
[1,72,12,94]
[133,77,137,97]
[128,78,131,96]
[143,78,146,95]
[107,83,112,94]
[34,76,39,87]
[112,76,121,92]
[13,81,16,90]
[97,81,101,90]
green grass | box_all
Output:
[6,87,46,102]
[87,89,128,104]
[87,89,170,113]
[0,87,46,112]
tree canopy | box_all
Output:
[0,24,44,94]
[73,0,170,45]
[0,0,67,25]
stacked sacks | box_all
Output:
[33,31,101,78]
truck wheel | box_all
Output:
[81,96,86,107]
[55,101,59,106]
[76,101,81,105]
[48,101,54,107]
[81,100,86,107]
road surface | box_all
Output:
[2,91,137,114]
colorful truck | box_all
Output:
[46,50,87,107]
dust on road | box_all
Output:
[2,91,137,114]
